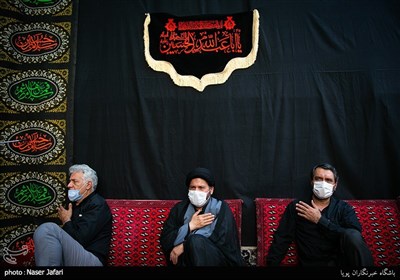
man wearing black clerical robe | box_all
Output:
[160,167,245,266]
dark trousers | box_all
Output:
[340,228,374,267]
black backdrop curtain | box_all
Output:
[74,0,400,246]
[0,0,77,266]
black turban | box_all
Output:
[185,167,215,187]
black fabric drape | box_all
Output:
[0,0,78,266]
[73,0,400,246]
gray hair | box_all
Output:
[69,164,98,191]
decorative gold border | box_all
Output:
[0,69,67,113]
[0,120,65,165]
[144,9,260,92]
[0,171,66,217]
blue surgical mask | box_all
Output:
[68,184,88,202]
[68,189,83,202]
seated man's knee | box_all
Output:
[34,222,59,240]
[344,228,362,239]
[341,228,374,266]
[342,228,364,246]
[184,234,208,251]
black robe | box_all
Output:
[160,198,245,266]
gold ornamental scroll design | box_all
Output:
[0,69,68,113]
[0,224,36,266]
[0,120,65,165]
[144,9,260,92]
[0,22,70,64]
[0,171,66,217]
[7,0,73,17]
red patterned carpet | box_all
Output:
[256,198,400,267]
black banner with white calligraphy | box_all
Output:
[144,10,259,91]
[0,0,77,267]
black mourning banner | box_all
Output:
[144,9,259,91]
[0,0,76,267]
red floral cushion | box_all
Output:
[106,199,242,266]
[348,200,400,266]
[255,198,400,267]
[255,198,297,266]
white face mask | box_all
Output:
[188,190,210,207]
[313,181,334,199]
